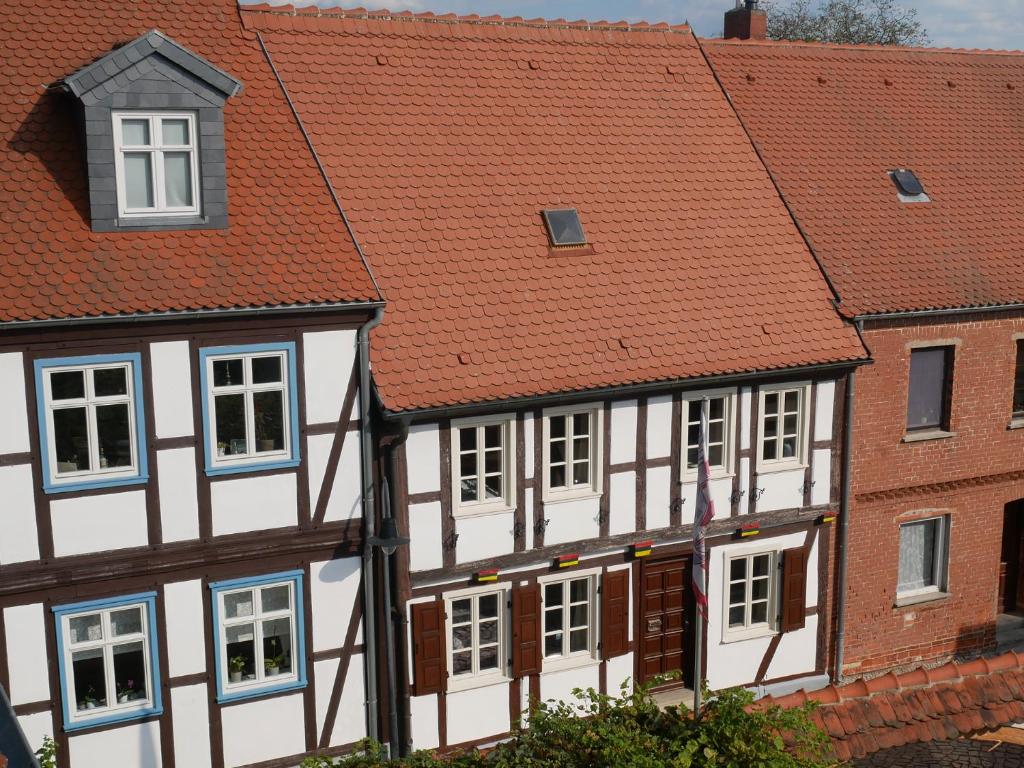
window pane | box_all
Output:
[452,625,472,651]
[261,585,290,613]
[752,579,769,601]
[214,394,247,457]
[160,118,189,145]
[709,397,724,420]
[545,583,563,607]
[478,594,498,620]
[573,436,589,462]
[783,414,797,435]
[728,606,744,627]
[93,367,128,397]
[213,358,244,387]
[484,474,502,499]
[123,153,154,208]
[484,449,502,475]
[163,152,193,208]
[549,464,565,488]
[452,650,472,675]
[569,628,588,653]
[572,412,589,436]
[782,436,797,458]
[753,554,770,577]
[478,619,498,645]
[460,477,478,503]
[459,427,476,452]
[96,403,132,468]
[224,590,254,619]
[784,391,799,412]
[762,438,777,461]
[460,452,477,481]
[550,415,565,439]
[709,421,723,444]
[764,393,778,415]
[899,519,938,592]
[550,439,566,464]
[907,348,948,430]
[72,648,107,710]
[709,445,723,467]
[729,582,745,605]
[113,641,147,702]
[121,119,150,145]
[484,424,502,449]
[253,390,285,453]
[53,407,90,472]
[730,558,746,580]
[544,634,561,657]
[251,356,283,384]
[751,602,768,624]
[545,610,562,634]
[569,604,588,629]
[51,370,85,400]
[478,646,499,671]
[687,423,700,447]
[110,607,142,637]
[226,623,256,681]
[570,579,588,603]
[764,416,777,438]
[451,599,471,625]
[262,618,292,674]
[69,614,102,645]
[572,461,589,485]
[1014,341,1024,415]
[686,446,698,469]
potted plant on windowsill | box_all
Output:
[228,655,246,684]
[264,653,285,676]
[254,409,277,453]
[116,679,135,704]
[79,686,99,710]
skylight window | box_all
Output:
[542,209,587,247]
[890,169,929,202]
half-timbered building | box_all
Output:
[248,6,869,754]
[0,1,382,766]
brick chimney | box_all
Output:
[724,0,767,41]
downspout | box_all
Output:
[359,307,385,744]
[385,423,413,756]
[833,343,858,683]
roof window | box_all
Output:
[542,209,587,247]
[890,169,929,202]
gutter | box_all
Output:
[833,328,858,684]
[855,302,1024,323]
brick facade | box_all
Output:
[842,311,1024,677]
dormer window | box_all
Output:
[114,113,199,218]
[542,208,587,246]
[890,169,929,203]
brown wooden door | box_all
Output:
[639,557,692,686]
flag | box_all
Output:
[692,398,716,618]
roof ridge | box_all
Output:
[239,2,692,35]
[702,36,1024,57]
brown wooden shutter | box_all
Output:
[601,568,630,659]
[511,584,541,677]
[411,599,446,695]
[780,547,808,633]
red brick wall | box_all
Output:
[843,311,1024,677]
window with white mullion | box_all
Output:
[545,408,597,496]
[209,352,289,465]
[457,422,508,507]
[684,395,730,474]
[114,112,198,216]
[543,577,593,659]
[449,592,502,678]
[726,552,773,633]
[760,387,804,466]
[219,581,297,691]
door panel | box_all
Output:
[639,556,692,687]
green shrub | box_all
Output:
[301,680,831,768]
[35,736,58,768]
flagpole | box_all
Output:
[693,599,704,715]
[692,397,710,717]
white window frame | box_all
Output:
[444,583,510,692]
[756,382,811,473]
[896,515,950,599]
[681,388,737,481]
[112,111,200,218]
[450,414,516,517]
[722,547,779,642]
[542,403,603,502]
[538,568,600,671]
[205,349,293,471]
[215,578,300,697]
[59,600,155,726]
[41,360,140,486]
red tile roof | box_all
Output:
[703,39,1024,318]
[0,0,379,324]
[759,651,1024,762]
[245,6,865,413]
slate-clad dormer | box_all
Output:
[62,30,241,232]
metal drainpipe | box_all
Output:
[833,361,857,683]
[385,423,413,757]
[359,306,385,746]
[380,474,401,758]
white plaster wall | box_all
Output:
[814,380,836,442]
[540,663,600,709]
[406,423,441,495]
[51,490,148,557]
[409,500,443,571]
[610,400,637,465]
[310,556,362,650]
[754,468,804,513]
[645,465,671,530]
[410,693,440,751]
[544,496,600,546]
[149,340,193,439]
[524,413,534,480]
[456,511,515,563]
[4,603,49,704]
[303,329,357,425]
[524,492,534,550]
[738,457,751,513]
[306,431,362,523]
[163,579,206,678]
[739,388,752,451]
[0,352,29,454]
[606,653,635,696]
[69,721,162,768]
[171,684,211,768]
[608,471,636,536]
[221,692,305,768]
[210,473,297,535]
[17,711,52,754]
[677,477,732,523]
[646,395,673,459]
[705,531,819,690]
[334,652,367,745]
[811,449,832,507]
[446,683,511,745]
[315,657,341,745]
[157,448,200,543]
[0,463,39,564]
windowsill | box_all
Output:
[721,626,777,644]
[901,429,955,443]
[64,702,163,732]
[44,473,148,495]
[542,654,600,674]
[446,672,510,694]
[754,462,807,476]
[681,471,735,485]
[216,677,306,704]
[452,503,516,520]
[206,457,300,477]
[543,489,603,505]
[115,214,206,229]
[1009,418,1024,430]
[894,590,950,609]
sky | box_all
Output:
[244,0,1024,50]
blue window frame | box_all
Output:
[210,570,306,703]
[198,342,300,476]
[53,592,162,731]
[34,353,149,493]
